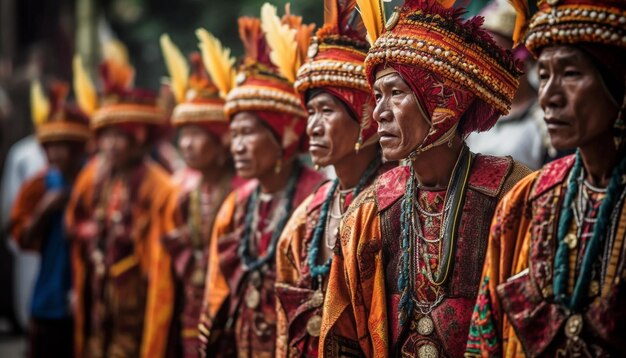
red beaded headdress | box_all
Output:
[161,34,231,138]
[363,0,522,151]
[225,3,315,160]
[30,80,91,144]
[295,0,377,150]
[518,0,626,56]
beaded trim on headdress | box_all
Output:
[295,55,369,95]
[92,104,164,129]
[31,81,91,144]
[294,2,371,96]
[225,83,307,118]
[364,0,522,115]
[524,0,626,56]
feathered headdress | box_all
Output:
[92,39,164,131]
[99,40,135,96]
[196,28,236,99]
[261,3,302,82]
[31,81,50,127]
[30,80,91,143]
[507,0,530,47]
[356,0,386,44]
[72,55,98,116]
[159,33,229,130]
[160,34,189,104]
[295,0,378,149]
[224,3,314,160]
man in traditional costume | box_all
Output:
[197,4,324,357]
[275,1,393,356]
[319,0,530,356]
[465,0,626,356]
[159,35,243,357]
[65,45,176,358]
[9,80,90,357]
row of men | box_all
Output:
[8,0,626,357]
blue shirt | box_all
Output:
[30,169,72,319]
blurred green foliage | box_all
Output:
[106,0,325,89]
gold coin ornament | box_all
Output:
[417,316,434,336]
[306,315,322,337]
[309,289,324,309]
[418,343,439,358]
[565,314,583,338]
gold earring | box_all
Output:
[275,158,283,174]
[354,134,363,153]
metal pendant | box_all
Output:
[417,343,439,358]
[564,314,583,339]
[306,315,322,337]
[245,287,261,309]
[416,316,434,336]
[191,267,205,286]
[309,289,324,309]
[386,11,400,32]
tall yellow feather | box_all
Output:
[356,0,385,44]
[508,0,530,47]
[196,28,236,99]
[30,81,50,127]
[72,55,98,116]
[160,34,189,104]
[103,40,129,65]
[260,3,299,82]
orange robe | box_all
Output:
[9,172,47,251]
[319,156,530,357]
[465,155,626,357]
[65,156,176,358]
[161,171,244,358]
[275,163,393,357]
[199,165,324,357]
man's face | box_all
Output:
[177,125,222,171]
[306,91,360,167]
[229,112,281,179]
[373,72,430,161]
[538,46,619,150]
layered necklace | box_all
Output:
[187,175,231,285]
[397,145,473,326]
[239,162,301,272]
[307,157,381,279]
[554,151,626,311]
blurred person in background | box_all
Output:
[159,36,243,357]
[8,80,91,357]
[65,45,175,358]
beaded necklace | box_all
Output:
[397,145,472,326]
[238,162,301,272]
[307,158,381,279]
[554,151,626,311]
[188,175,232,249]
